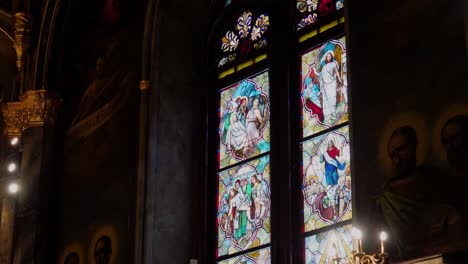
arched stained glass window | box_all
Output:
[297,0,353,262]
[207,0,352,263]
[209,3,273,264]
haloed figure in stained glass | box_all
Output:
[218,158,271,257]
[320,50,343,121]
[220,74,270,164]
[302,127,352,231]
[302,37,347,137]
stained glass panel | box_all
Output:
[301,36,347,137]
[296,0,344,30]
[305,225,354,264]
[217,247,271,264]
[219,70,270,169]
[217,155,271,257]
[218,11,270,68]
[302,126,351,232]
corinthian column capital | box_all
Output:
[1,90,62,137]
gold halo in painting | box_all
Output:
[432,104,468,166]
[378,112,429,171]
[59,242,84,264]
[88,225,118,264]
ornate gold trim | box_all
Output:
[1,90,62,136]
[13,12,32,72]
[1,102,27,137]
[139,80,150,91]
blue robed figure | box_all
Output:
[320,140,346,186]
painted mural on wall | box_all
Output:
[55,0,142,263]
[371,107,468,259]
[346,2,468,259]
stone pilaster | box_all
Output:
[1,90,62,264]
[0,198,16,264]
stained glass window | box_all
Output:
[305,224,354,264]
[218,70,270,169]
[217,11,270,68]
[301,36,347,137]
[299,35,352,264]
[211,0,351,262]
[217,155,271,257]
[302,126,351,232]
[296,0,344,30]
[217,247,271,264]
[299,20,351,264]
[216,68,271,263]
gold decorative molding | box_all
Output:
[139,80,150,91]
[1,102,27,137]
[1,90,62,137]
[13,12,32,72]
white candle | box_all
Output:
[351,227,362,253]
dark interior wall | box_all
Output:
[347,0,467,246]
[49,0,144,263]
[0,25,16,101]
[146,0,211,262]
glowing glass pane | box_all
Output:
[218,12,270,68]
[297,0,344,30]
[217,155,271,257]
[305,225,354,264]
[301,36,347,137]
[302,126,351,232]
[217,247,271,264]
[219,70,270,169]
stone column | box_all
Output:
[1,90,62,264]
[0,198,16,264]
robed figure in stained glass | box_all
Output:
[301,37,347,137]
[319,45,343,122]
[320,140,346,186]
[303,70,324,122]
[217,157,271,257]
[220,74,270,165]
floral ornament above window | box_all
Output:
[218,11,270,68]
[296,0,344,30]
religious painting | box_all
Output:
[305,225,354,264]
[217,247,271,264]
[302,126,351,232]
[301,36,347,137]
[217,155,271,257]
[64,252,80,264]
[296,0,345,30]
[219,70,270,169]
[56,0,142,263]
[60,243,84,264]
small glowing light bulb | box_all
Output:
[379,231,388,241]
[352,227,362,240]
[7,163,16,172]
[10,137,19,146]
[8,182,19,194]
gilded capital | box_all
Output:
[13,12,32,72]
[21,90,62,126]
[1,102,27,137]
[1,90,62,137]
